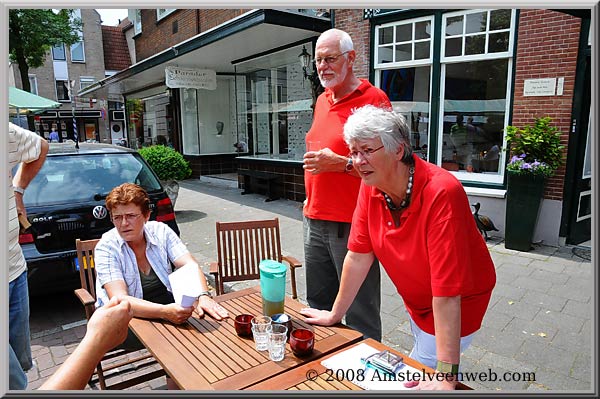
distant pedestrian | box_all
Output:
[49,127,59,142]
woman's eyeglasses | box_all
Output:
[349,145,385,160]
[313,51,350,66]
[111,213,142,224]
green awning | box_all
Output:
[9,86,60,114]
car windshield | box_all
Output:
[21,153,163,207]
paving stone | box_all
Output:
[49,345,68,358]
[492,253,533,266]
[35,353,55,371]
[491,295,541,321]
[515,340,576,381]
[490,282,527,301]
[520,290,567,312]
[532,367,591,391]
[562,299,592,319]
[550,329,591,353]
[548,283,592,303]
[529,259,566,274]
[461,345,487,362]
[528,268,570,285]
[481,310,512,331]
[40,364,61,378]
[502,316,559,341]
[571,353,592,382]
[471,329,526,358]
[533,309,586,335]
[512,275,553,293]
[496,262,535,277]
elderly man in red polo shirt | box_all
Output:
[302,28,391,341]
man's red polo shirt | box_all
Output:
[348,155,496,336]
[304,79,391,223]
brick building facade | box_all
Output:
[81,8,592,246]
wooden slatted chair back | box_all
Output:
[76,238,100,301]
[214,218,282,295]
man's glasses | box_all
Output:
[313,51,350,66]
[349,145,385,160]
[111,213,142,224]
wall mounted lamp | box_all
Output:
[298,45,324,111]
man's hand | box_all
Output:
[162,303,195,324]
[14,192,28,224]
[303,148,346,175]
[299,307,341,326]
[195,296,229,320]
[84,296,132,354]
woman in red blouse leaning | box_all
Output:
[300,105,496,390]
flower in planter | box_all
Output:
[506,154,553,177]
[504,116,564,178]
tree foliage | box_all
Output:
[9,9,82,92]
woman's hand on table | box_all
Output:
[196,296,229,320]
[404,376,457,390]
[299,307,341,326]
[162,303,194,324]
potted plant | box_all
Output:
[138,144,192,208]
[504,116,564,251]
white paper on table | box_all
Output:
[320,343,422,390]
[168,262,202,307]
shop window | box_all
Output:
[233,43,313,160]
[375,9,515,185]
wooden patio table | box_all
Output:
[128,286,363,390]
[247,338,472,391]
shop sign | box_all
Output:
[165,66,216,90]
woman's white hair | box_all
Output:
[343,105,413,164]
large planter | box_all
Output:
[504,173,547,251]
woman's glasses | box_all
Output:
[349,145,385,160]
[111,213,142,224]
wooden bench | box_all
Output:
[238,169,282,202]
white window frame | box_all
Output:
[374,16,435,160]
[70,9,85,62]
[28,75,38,95]
[437,9,516,184]
[52,44,66,61]
[441,9,515,62]
[374,15,434,69]
[129,9,142,35]
[80,76,95,90]
[156,9,176,21]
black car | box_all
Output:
[16,142,180,295]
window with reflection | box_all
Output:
[375,10,515,184]
[234,43,313,160]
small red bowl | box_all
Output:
[290,328,314,356]
[234,314,254,337]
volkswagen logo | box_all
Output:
[93,206,108,220]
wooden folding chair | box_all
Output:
[209,218,302,298]
[74,238,165,390]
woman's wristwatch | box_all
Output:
[198,290,212,299]
[436,360,459,375]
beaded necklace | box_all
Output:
[383,164,415,211]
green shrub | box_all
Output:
[138,145,192,181]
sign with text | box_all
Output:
[165,66,217,90]
[523,78,556,96]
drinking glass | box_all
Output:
[306,140,321,152]
[251,316,272,351]
[267,324,288,362]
